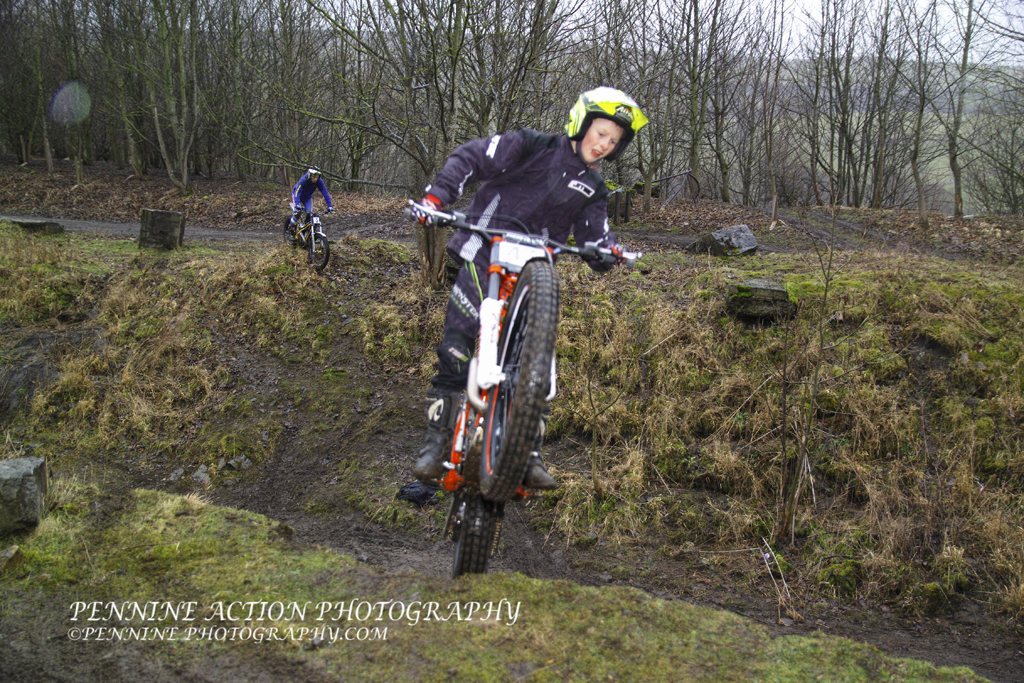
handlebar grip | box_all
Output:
[405,200,453,227]
[579,241,642,266]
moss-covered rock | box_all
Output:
[921,581,964,615]
[817,560,864,595]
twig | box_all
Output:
[761,538,804,624]
[81,536,96,572]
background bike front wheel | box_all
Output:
[310,233,330,272]
[282,216,298,246]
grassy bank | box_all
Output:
[365,229,1024,622]
[2,478,986,681]
[1,217,1022,679]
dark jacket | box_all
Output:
[426,129,617,272]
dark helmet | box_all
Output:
[565,87,649,162]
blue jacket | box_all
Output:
[425,130,617,272]
[291,173,333,210]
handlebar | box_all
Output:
[404,201,642,267]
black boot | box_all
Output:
[413,389,461,482]
[523,405,557,490]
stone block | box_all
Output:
[726,278,797,321]
[9,218,65,235]
[0,457,48,535]
[139,209,185,250]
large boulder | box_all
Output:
[687,224,758,256]
[139,209,185,250]
[726,278,797,321]
[0,457,48,535]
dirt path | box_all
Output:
[0,212,414,246]
[5,211,1022,683]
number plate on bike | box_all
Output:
[313,216,321,226]
[494,241,547,270]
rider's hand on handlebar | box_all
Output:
[326,206,335,214]
[608,243,627,265]
[411,194,443,226]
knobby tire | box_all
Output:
[310,232,330,272]
[479,260,559,502]
[451,493,500,577]
[283,216,299,247]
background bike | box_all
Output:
[283,210,330,272]
[404,201,639,577]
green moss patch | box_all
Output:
[0,481,985,682]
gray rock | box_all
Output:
[192,465,210,486]
[0,457,48,534]
[687,224,758,256]
[1,545,24,575]
[227,455,252,471]
[726,278,797,321]
[168,467,185,482]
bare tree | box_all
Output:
[626,0,682,212]
[42,0,95,183]
[705,7,745,204]
[132,0,205,195]
[895,0,942,226]
[460,0,575,137]
[786,6,829,206]
[867,0,907,209]
[759,0,788,220]
[931,0,994,217]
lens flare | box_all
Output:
[50,81,92,126]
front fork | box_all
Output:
[442,397,511,556]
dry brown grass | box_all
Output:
[532,244,1024,614]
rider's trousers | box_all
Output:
[431,253,487,392]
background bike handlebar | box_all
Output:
[403,202,642,266]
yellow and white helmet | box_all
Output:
[565,87,648,162]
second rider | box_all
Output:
[412,87,648,490]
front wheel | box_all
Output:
[479,260,559,502]
[451,493,501,578]
[283,216,298,247]
[310,232,330,272]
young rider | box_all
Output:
[411,87,648,489]
[290,167,334,222]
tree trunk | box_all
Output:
[417,226,448,290]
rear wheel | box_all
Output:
[310,232,330,272]
[451,493,501,577]
[479,260,559,502]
